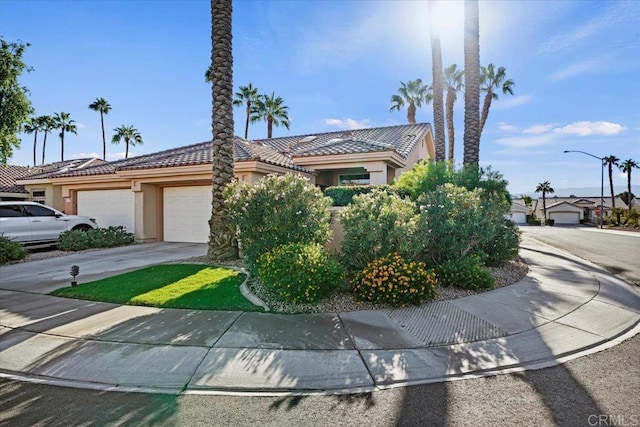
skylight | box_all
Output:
[300,136,317,143]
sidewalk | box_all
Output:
[0,237,638,395]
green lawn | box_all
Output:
[51,264,262,312]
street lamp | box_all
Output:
[563,150,604,229]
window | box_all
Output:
[0,205,24,218]
[31,189,46,205]
[24,204,57,217]
[339,173,370,186]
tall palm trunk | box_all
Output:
[100,112,106,160]
[60,129,65,161]
[267,116,273,138]
[125,137,130,159]
[542,191,547,220]
[407,102,416,124]
[244,103,251,139]
[32,131,38,167]
[608,163,616,220]
[463,0,481,166]
[429,0,446,161]
[479,92,492,135]
[628,170,633,211]
[446,89,455,161]
[208,0,238,261]
[41,131,48,165]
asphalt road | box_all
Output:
[521,226,640,285]
[1,334,638,426]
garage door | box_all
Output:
[163,186,212,243]
[511,212,527,224]
[549,212,580,224]
[77,189,135,231]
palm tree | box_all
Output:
[208,0,237,261]
[463,0,481,166]
[535,181,555,221]
[603,155,620,219]
[54,112,77,161]
[444,64,464,162]
[619,159,639,211]
[390,79,432,125]
[111,125,142,159]
[89,97,112,160]
[233,83,260,139]
[429,0,445,161]
[22,116,42,166]
[204,65,213,83]
[479,64,515,136]
[39,115,56,165]
[251,92,290,139]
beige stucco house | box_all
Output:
[534,196,628,224]
[13,123,434,243]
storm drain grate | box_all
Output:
[384,302,508,347]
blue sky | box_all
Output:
[2,0,639,195]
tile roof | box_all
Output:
[21,158,107,180]
[44,123,432,179]
[256,123,431,159]
[52,138,309,178]
[0,165,33,194]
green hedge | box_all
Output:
[58,226,134,251]
[323,185,409,207]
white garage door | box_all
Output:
[163,186,212,243]
[77,189,135,232]
[511,212,527,224]
[549,212,580,224]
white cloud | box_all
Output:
[76,122,87,129]
[493,94,533,110]
[524,124,554,134]
[537,2,638,54]
[497,122,519,133]
[496,132,560,149]
[549,57,608,81]
[554,121,625,136]
[324,118,373,130]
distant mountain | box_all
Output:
[516,185,640,199]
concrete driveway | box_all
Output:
[0,242,208,294]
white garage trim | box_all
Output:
[77,189,135,232]
[163,186,212,243]
[549,212,580,224]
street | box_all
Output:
[521,226,640,285]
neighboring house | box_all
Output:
[1,159,105,205]
[15,123,435,244]
[508,200,530,224]
[533,196,628,224]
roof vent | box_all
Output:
[300,135,317,143]
[340,131,353,137]
[327,138,343,144]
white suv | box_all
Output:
[0,202,98,247]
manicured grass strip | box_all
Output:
[51,264,262,312]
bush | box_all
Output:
[323,185,408,207]
[435,255,494,290]
[257,243,343,304]
[339,188,419,274]
[352,253,437,306]
[483,219,521,267]
[415,184,519,268]
[394,161,511,204]
[58,226,134,251]
[225,174,332,271]
[0,235,27,264]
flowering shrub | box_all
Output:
[352,253,437,306]
[257,243,343,304]
[225,174,332,271]
[434,255,494,290]
[339,188,419,274]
